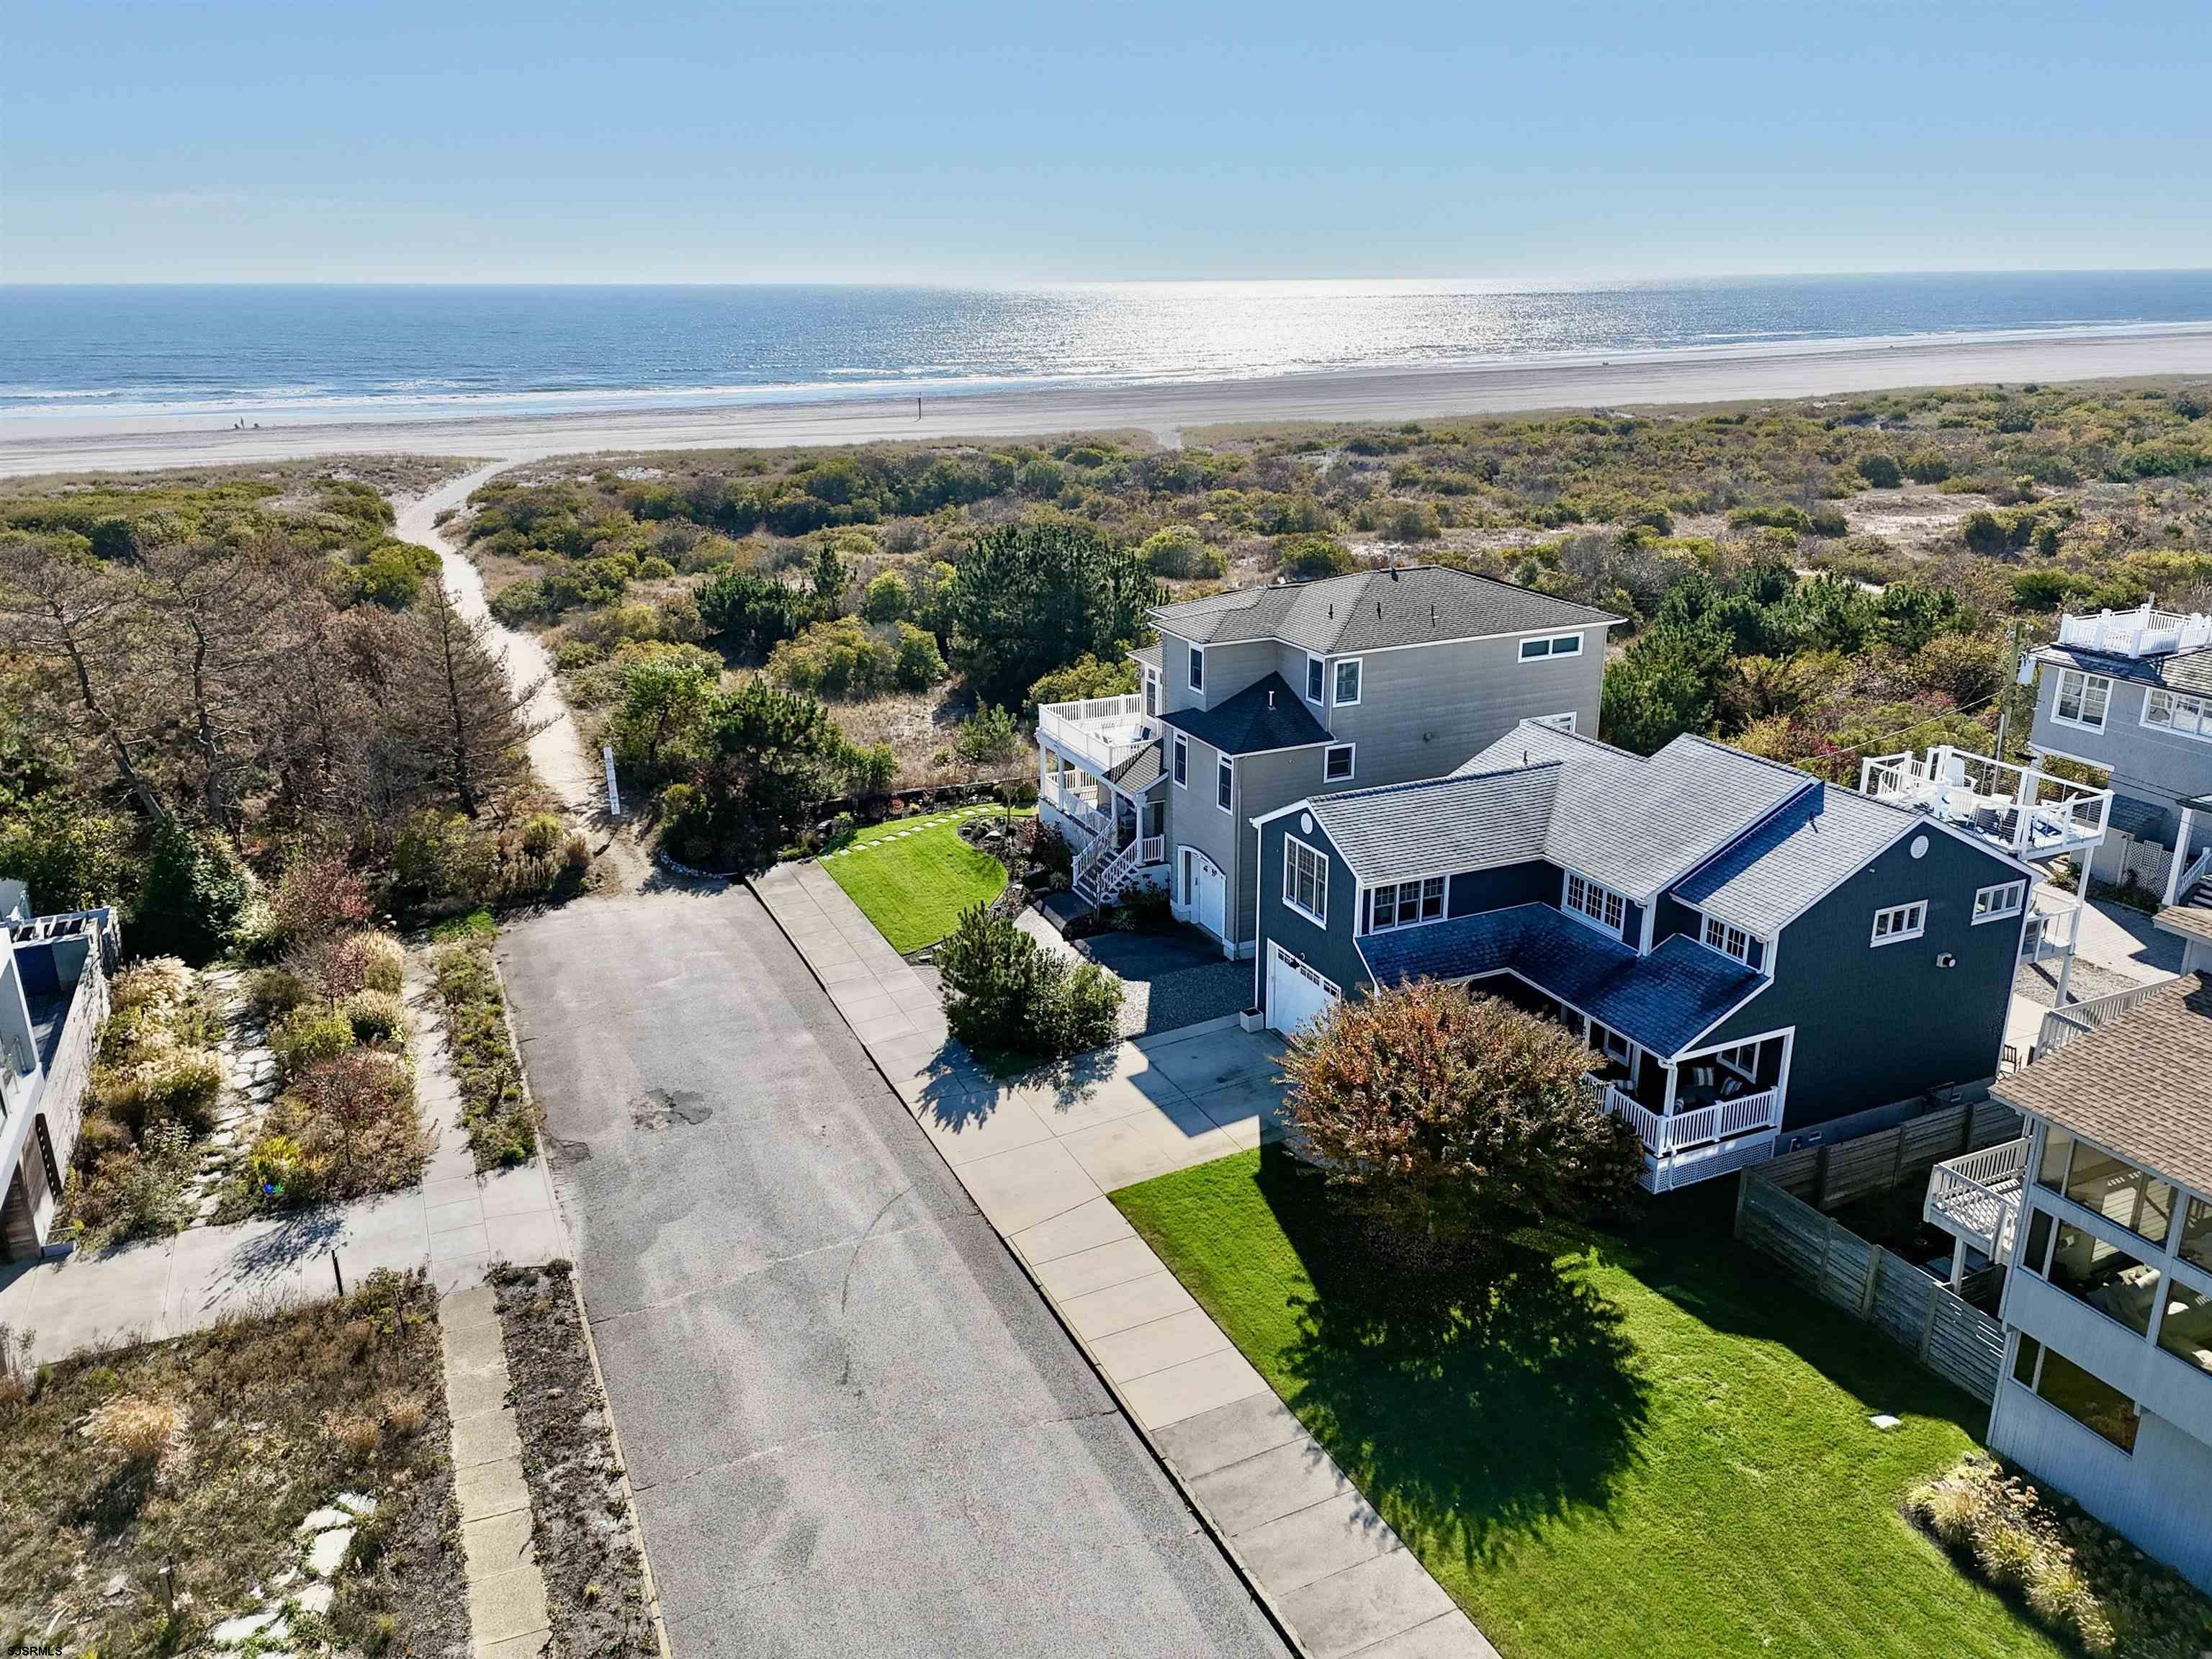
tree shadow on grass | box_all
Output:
[1253,1148,1651,1574]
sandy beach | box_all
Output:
[6,323,2212,478]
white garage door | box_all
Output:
[1267,943,1339,1037]
[1185,849,1227,942]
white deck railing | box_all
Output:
[2058,604,2212,660]
[2037,974,2180,1057]
[1603,1083,1782,1156]
[1038,694,1158,780]
[1925,1137,2028,1259]
[1859,745,2112,860]
[1042,780,1112,838]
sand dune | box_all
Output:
[6,324,2212,478]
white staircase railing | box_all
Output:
[1924,1138,2028,1259]
[2038,974,2179,1056]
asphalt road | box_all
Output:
[496,883,1287,1659]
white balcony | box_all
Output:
[2058,604,2212,660]
[1859,745,2112,861]
[1601,1079,1784,1192]
[1037,694,1158,781]
[1924,1138,2028,1272]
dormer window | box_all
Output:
[1702,915,1753,963]
[1188,646,1205,692]
[1563,872,1627,937]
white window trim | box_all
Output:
[1143,668,1159,718]
[1172,733,1188,788]
[1532,711,1578,732]
[1188,644,1205,693]
[1973,880,2028,925]
[1562,871,1628,940]
[1333,657,1363,706]
[1323,742,1356,783]
[1216,755,1233,814]
[2052,667,2112,734]
[1304,652,1326,705]
[2141,685,2212,744]
[1282,837,1328,927]
[1701,913,1753,964]
[1871,900,1927,946]
[1519,632,1585,662]
[1367,874,1447,934]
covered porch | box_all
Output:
[1036,723,1168,906]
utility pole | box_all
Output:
[1993,619,2021,759]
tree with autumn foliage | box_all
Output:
[1280,980,1642,1256]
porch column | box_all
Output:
[2166,806,2196,907]
[1659,1064,1679,1157]
[1038,742,1051,807]
[2052,895,2081,1008]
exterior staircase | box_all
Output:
[1072,833,1164,907]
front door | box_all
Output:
[1190,852,1226,940]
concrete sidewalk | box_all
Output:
[0,955,565,1365]
[753,859,1497,1659]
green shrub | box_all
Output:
[69,1121,197,1246]
[1904,446,1953,484]
[246,967,310,1017]
[325,930,405,997]
[935,905,1123,1059]
[1856,452,1904,487]
[953,704,1020,765]
[1727,504,1811,533]
[488,579,548,625]
[341,990,405,1045]
[130,818,253,966]
[432,942,535,1168]
[273,1005,356,1076]
[1138,526,1225,580]
[845,742,897,796]
[767,616,934,699]
[1027,652,1138,713]
[860,569,912,622]
[91,1048,224,1139]
[1277,534,1354,580]
[636,555,676,580]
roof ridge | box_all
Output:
[1316,757,1562,809]
[1673,732,1827,787]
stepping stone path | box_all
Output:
[187,968,279,1226]
[207,1491,377,1647]
[822,804,999,858]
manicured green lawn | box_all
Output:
[1112,1151,2064,1659]
[820,806,1032,953]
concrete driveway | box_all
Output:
[495,884,1287,1659]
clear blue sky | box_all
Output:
[8,0,2211,283]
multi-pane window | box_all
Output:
[1333,659,1362,705]
[1519,633,1583,661]
[2054,667,2110,730]
[1324,745,1355,783]
[2036,1128,2178,1245]
[1189,646,1205,691]
[1283,837,1327,923]
[2144,687,2211,739]
[1702,914,1751,963]
[1143,673,1158,717]
[1974,881,2027,923]
[1305,657,1325,702]
[1564,872,1627,935]
[1216,757,1233,811]
[1172,734,1187,786]
[1370,876,1444,932]
[1870,901,1926,945]
[2011,1337,2141,1454]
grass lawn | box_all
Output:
[1112,1150,2067,1659]
[822,805,1031,953]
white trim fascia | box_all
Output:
[1672,1022,1795,1066]
[2024,740,2114,774]
[1670,981,1781,1059]
[1141,612,1626,658]
[1250,796,1320,830]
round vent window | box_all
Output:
[1910,835,1929,860]
[1300,812,1314,835]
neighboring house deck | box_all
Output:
[1251,721,2038,1190]
[1974,969,2212,1592]
[1,892,119,1263]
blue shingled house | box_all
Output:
[1250,721,2045,1190]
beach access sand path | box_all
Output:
[395,465,601,822]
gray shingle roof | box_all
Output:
[2031,642,2212,695]
[1153,565,1619,655]
[1128,642,1163,675]
[1674,787,1912,935]
[1357,904,1764,1058]
[1106,742,1166,793]
[1157,674,1331,756]
[1457,727,1817,901]
[2106,793,2173,843]
[1306,763,1561,888]
[1994,972,2212,1197]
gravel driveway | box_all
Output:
[495,884,1286,1659]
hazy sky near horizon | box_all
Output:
[9,0,2212,284]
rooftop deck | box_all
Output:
[1858,745,2112,861]
[1036,694,1159,781]
[2057,603,2212,660]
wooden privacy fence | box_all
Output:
[1735,1175,2008,1404]
[1757,1097,2021,1210]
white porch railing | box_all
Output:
[1074,833,1169,906]
[1858,745,2112,860]
[1604,1082,1784,1160]
[2058,604,2212,660]
[1924,1137,2028,1260]
[2036,973,2180,1057]
[1038,694,1158,780]
[1042,780,1112,838]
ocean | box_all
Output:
[5,272,2212,423]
